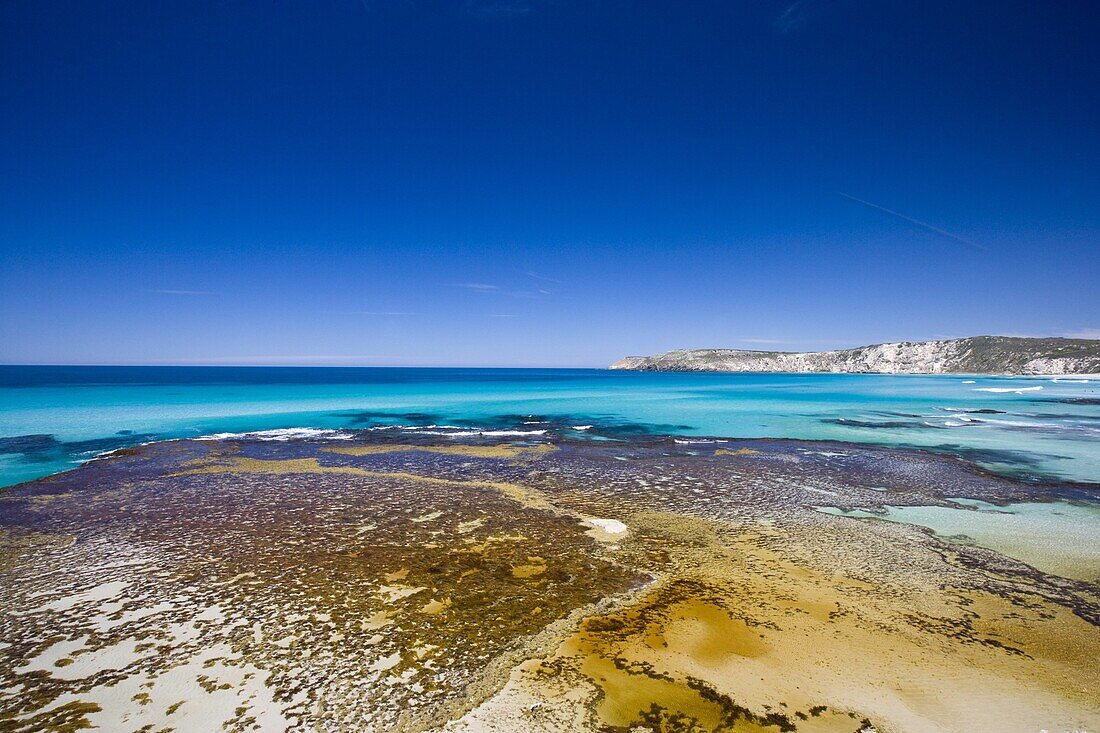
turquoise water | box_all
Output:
[1,366,1098,487]
[816,500,1100,581]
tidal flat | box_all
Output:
[0,434,1097,732]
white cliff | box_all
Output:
[610,337,1100,375]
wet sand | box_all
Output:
[0,434,1097,732]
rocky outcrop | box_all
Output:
[610,337,1100,374]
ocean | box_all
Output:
[1,365,1097,488]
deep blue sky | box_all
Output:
[2,1,1098,366]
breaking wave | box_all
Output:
[196,428,355,441]
[973,386,1043,393]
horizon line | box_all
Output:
[0,362,608,369]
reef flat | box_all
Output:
[1,432,1097,732]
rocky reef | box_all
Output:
[611,336,1100,374]
[1,432,1097,732]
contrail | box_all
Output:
[837,192,987,251]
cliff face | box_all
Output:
[610,337,1100,374]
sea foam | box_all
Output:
[408,429,548,437]
[973,386,1043,393]
[196,428,354,441]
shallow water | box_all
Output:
[816,500,1100,581]
[1,365,1098,487]
[4,436,1094,731]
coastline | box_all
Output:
[9,426,1100,499]
[2,431,1097,731]
[3,368,1099,488]
[609,337,1100,375]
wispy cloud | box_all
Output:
[774,1,808,32]
[452,281,556,299]
[774,0,837,33]
[837,192,988,251]
[1064,328,1100,340]
[464,0,538,17]
[344,310,423,316]
[358,1,542,19]
[774,1,858,34]
[155,354,394,365]
[454,283,500,291]
[523,270,563,285]
[148,289,213,296]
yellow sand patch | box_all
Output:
[568,638,729,731]
[326,443,556,460]
[172,457,554,511]
[378,585,427,603]
[412,644,437,660]
[511,557,548,579]
[655,598,769,663]
[457,518,486,534]
[171,457,359,475]
[369,652,401,672]
[714,448,762,456]
[419,598,452,615]
[483,511,1100,733]
[459,534,531,558]
[360,611,393,631]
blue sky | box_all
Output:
[1,0,1098,367]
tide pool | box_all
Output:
[1,365,1098,487]
[816,500,1100,581]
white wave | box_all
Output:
[976,418,1093,432]
[196,428,354,442]
[973,386,1043,393]
[961,380,976,384]
[367,424,463,431]
[87,441,156,461]
[921,419,979,428]
[88,448,124,460]
[1051,378,1090,383]
[673,438,727,444]
[399,424,464,430]
[570,425,593,431]
[410,429,547,437]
